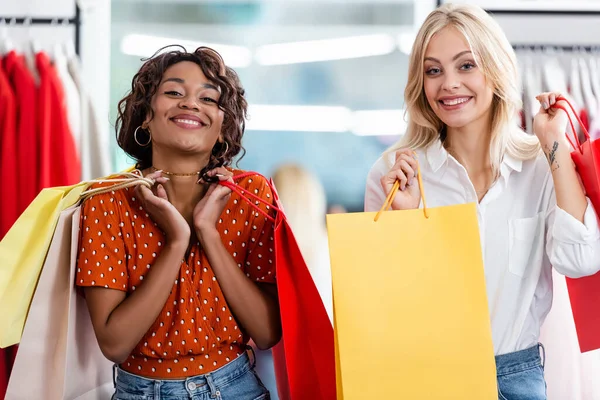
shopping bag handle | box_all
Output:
[219,173,282,224]
[80,172,154,201]
[81,169,278,223]
[550,96,590,155]
[374,153,428,221]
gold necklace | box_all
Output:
[150,166,201,177]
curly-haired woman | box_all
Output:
[76,46,280,399]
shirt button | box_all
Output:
[187,381,197,390]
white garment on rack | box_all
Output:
[579,56,597,121]
[540,269,600,400]
[542,54,568,94]
[570,57,586,112]
[589,58,600,105]
[54,45,81,154]
[67,54,112,180]
[521,54,542,134]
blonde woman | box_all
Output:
[365,4,600,399]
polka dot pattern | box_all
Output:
[76,172,276,378]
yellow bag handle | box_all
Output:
[374,153,428,221]
[79,171,154,202]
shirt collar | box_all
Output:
[425,140,448,173]
[424,139,523,175]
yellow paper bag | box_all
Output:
[326,172,497,399]
[0,184,87,347]
[0,168,139,348]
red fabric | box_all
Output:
[4,51,39,213]
[222,173,336,400]
[553,98,600,352]
[36,52,80,189]
[0,55,17,400]
[580,109,590,132]
[0,59,18,237]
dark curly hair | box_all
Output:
[116,45,248,176]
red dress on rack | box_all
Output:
[4,51,39,213]
[36,52,80,189]
[0,54,18,400]
[0,57,18,237]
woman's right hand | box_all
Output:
[380,149,421,210]
[136,170,191,244]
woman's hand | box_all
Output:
[136,170,190,244]
[193,167,234,237]
[533,92,572,152]
[380,149,421,210]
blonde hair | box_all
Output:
[389,3,540,175]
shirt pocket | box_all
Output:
[508,213,545,278]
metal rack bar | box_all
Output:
[0,5,81,55]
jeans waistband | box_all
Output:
[114,350,255,397]
[495,343,545,376]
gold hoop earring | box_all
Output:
[218,141,229,159]
[134,126,151,147]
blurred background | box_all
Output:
[5,0,600,211]
[3,1,600,399]
[108,0,429,212]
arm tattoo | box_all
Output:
[546,141,560,172]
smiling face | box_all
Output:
[144,61,225,156]
[422,27,494,131]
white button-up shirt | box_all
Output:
[365,139,600,355]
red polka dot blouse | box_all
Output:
[76,171,276,378]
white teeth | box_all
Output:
[173,119,201,126]
[442,97,469,106]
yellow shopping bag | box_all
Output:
[0,184,87,348]
[0,169,140,348]
[326,165,497,399]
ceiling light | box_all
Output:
[120,34,252,68]
[255,34,397,66]
[351,109,406,136]
[246,105,352,132]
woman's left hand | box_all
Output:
[193,167,234,236]
[533,92,571,148]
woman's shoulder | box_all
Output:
[81,173,142,211]
[229,168,274,200]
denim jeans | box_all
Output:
[112,351,270,400]
[496,343,546,400]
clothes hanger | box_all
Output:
[23,17,40,85]
[578,47,597,120]
[0,18,15,56]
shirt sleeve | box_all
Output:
[364,156,390,212]
[546,190,600,278]
[243,176,277,283]
[76,189,128,291]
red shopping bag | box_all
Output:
[221,173,335,400]
[552,97,600,352]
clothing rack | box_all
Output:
[513,45,600,52]
[0,6,81,55]
[435,0,600,16]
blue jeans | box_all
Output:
[112,351,270,400]
[496,343,546,400]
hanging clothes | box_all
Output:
[36,51,80,188]
[4,50,39,214]
[0,52,18,400]
[0,57,18,237]
[516,46,600,400]
[53,46,81,154]
[67,55,112,180]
